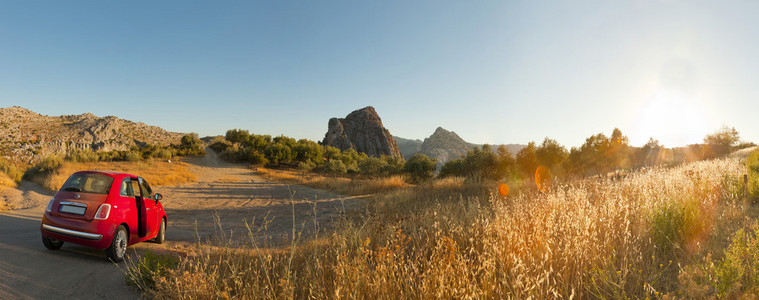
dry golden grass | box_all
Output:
[0,171,16,191]
[257,167,409,195]
[0,172,17,211]
[128,158,756,299]
[36,160,196,191]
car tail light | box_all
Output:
[94,204,111,220]
[45,199,55,212]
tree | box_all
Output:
[273,135,297,148]
[516,142,538,180]
[324,159,347,175]
[462,145,499,181]
[358,156,387,177]
[577,133,611,176]
[439,158,464,178]
[567,147,585,176]
[536,138,568,176]
[403,154,436,183]
[495,145,516,180]
[323,146,341,162]
[178,133,205,156]
[248,134,271,150]
[380,155,405,176]
[225,129,250,145]
[292,140,324,164]
[633,138,663,167]
[608,128,631,169]
[264,142,292,166]
[703,126,740,158]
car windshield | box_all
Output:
[60,173,114,195]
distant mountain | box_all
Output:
[393,136,422,159]
[0,106,185,163]
[321,106,402,158]
[396,127,526,169]
[419,127,473,169]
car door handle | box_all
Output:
[146,208,150,211]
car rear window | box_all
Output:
[60,173,114,195]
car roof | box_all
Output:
[73,170,138,179]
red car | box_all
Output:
[40,171,167,262]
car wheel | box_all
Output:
[153,218,166,244]
[106,225,128,262]
[42,236,64,250]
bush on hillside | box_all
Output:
[24,156,63,180]
[0,158,23,183]
[176,134,206,156]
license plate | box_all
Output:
[60,205,86,215]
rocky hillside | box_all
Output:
[399,127,527,169]
[394,136,422,159]
[419,127,474,169]
[0,106,185,163]
[321,106,402,158]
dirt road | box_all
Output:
[0,150,362,299]
[159,149,364,245]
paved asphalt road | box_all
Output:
[0,206,140,299]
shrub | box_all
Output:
[24,156,63,179]
[244,148,269,166]
[298,160,316,172]
[438,158,464,178]
[380,155,405,176]
[177,133,206,156]
[66,149,100,163]
[225,129,250,145]
[154,149,173,160]
[292,140,324,164]
[125,249,180,290]
[125,151,142,162]
[324,159,347,175]
[747,150,759,199]
[648,197,707,258]
[713,224,759,297]
[403,154,436,183]
[0,158,23,183]
[359,156,387,177]
[209,141,230,153]
[264,142,292,166]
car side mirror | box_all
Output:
[154,193,163,202]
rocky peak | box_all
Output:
[420,127,474,169]
[321,106,402,158]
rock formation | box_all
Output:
[394,136,423,159]
[420,127,474,169]
[0,106,185,163]
[397,127,528,170]
[321,107,402,158]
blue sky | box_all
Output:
[1,1,758,147]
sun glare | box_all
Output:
[631,90,709,147]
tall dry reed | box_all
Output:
[129,158,753,298]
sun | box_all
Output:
[631,89,709,147]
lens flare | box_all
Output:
[535,166,552,193]
[498,183,509,196]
